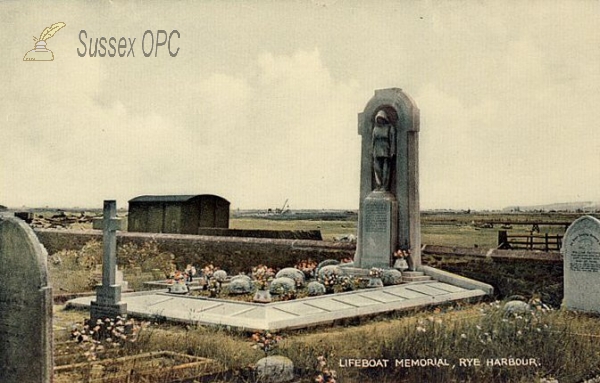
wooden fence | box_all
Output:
[498,230,563,252]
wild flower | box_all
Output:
[70,316,147,361]
[315,356,337,383]
[251,331,283,355]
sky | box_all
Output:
[1,0,599,211]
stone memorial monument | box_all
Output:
[354,88,421,270]
[562,215,600,313]
[0,217,53,383]
[90,200,128,322]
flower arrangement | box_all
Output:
[251,331,283,354]
[167,270,186,284]
[369,267,384,279]
[202,264,217,279]
[318,269,339,291]
[337,275,355,292]
[207,277,221,297]
[393,249,410,271]
[252,264,275,290]
[295,259,317,278]
[394,248,411,259]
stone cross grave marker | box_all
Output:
[562,215,600,313]
[90,200,127,322]
[354,88,421,270]
[0,217,53,383]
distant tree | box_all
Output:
[0,205,7,212]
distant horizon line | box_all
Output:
[2,203,598,213]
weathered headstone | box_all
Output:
[354,88,421,270]
[90,200,127,322]
[0,217,53,383]
[562,215,600,312]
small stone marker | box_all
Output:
[90,200,127,322]
[0,217,53,383]
[255,355,295,383]
[562,215,600,312]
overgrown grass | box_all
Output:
[58,301,600,382]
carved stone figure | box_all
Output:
[371,110,396,190]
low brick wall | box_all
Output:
[34,229,354,273]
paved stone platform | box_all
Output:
[67,278,490,331]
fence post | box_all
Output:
[545,233,549,252]
[498,230,509,249]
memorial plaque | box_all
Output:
[0,217,52,383]
[359,190,398,268]
[562,216,600,312]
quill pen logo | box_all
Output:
[23,22,66,61]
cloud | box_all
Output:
[1,47,362,209]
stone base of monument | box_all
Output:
[53,351,225,383]
[418,266,494,295]
[402,271,432,283]
[90,301,128,323]
[91,284,128,322]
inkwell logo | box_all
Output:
[23,22,66,61]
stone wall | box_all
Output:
[34,229,564,305]
[422,245,563,307]
[34,229,354,273]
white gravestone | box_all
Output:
[562,216,600,312]
[0,217,53,383]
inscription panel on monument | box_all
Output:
[568,233,600,273]
[364,203,389,232]
[360,192,398,268]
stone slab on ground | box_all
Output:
[68,271,491,331]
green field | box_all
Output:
[231,211,587,248]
